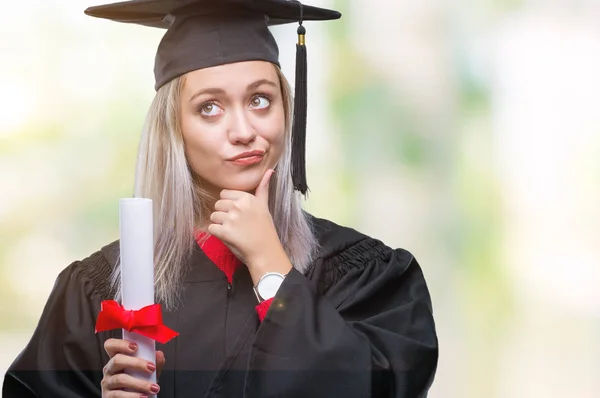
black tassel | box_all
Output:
[292,22,308,195]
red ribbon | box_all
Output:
[95,300,179,344]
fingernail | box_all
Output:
[147,362,156,372]
[129,343,138,351]
[140,396,148,398]
[151,384,160,393]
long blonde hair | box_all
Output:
[111,65,319,309]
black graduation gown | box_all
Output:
[3,215,438,397]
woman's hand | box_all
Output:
[208,169,292,283]
[101,338,165,397]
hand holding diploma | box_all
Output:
[95,198,178,397]
[101,338,165,396]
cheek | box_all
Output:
[261,111,286,150]
[181,118,220,169]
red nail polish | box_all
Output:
[147,362,156,372]
[151,384,160,393]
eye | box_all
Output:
[199,101,223,117]
[249,95,271,110]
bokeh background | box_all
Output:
[2,0,600,396]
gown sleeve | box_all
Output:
[255,299,274,322]
[244,238,439,398]
[2,254,114,398]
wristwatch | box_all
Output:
[253,272,287,302]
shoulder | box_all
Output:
[56,240,119,301]
[308,214,396,263]
[308,213,410,264]
[306,214,417,290]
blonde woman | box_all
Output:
[3,1,439,397]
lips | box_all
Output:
[228,150,265,161]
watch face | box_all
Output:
[257,273,284,300]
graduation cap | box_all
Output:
[84,0,342,195]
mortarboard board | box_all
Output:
[84,0,342,195]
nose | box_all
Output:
[228,108,256,144]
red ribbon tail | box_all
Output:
[134,325,180,345]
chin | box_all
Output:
[222,172,264,192]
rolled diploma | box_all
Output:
[119,198,157,393]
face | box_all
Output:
[180,60,286,198]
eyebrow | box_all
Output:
[189,79,278,102]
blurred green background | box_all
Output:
[2,0,600,396]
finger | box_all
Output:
[101,388,148,398]
[219,189,246,200]
[104,338,138,358]
[255,169,274,203]
[102,373,160,396]
[103,392,146,398]
[214,199,234,212]
[104,353,156,377]
[156,350,166,377]
[207,223,224,239]
[209,211,228,225]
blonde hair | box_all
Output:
[111,65,318,309]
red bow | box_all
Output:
[95,300,179,344]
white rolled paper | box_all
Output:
[119,198,157,395]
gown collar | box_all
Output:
[194,232,242,283]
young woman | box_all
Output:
[3,0,439,397]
